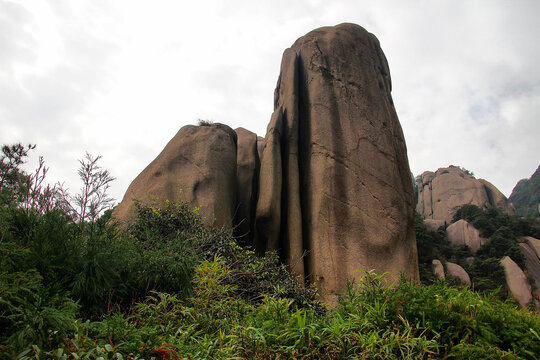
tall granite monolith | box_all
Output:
[256,23,419,302]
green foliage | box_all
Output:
[414,212,453,284]
[509,165,540,219]
[453,204,540,239]
[0,143,34,207]
[2,144,539,358]
[453,204,535,270]
[128,198,319,308]
[0,270,78,355]
[12,267,539,359]
[415,204,540,297]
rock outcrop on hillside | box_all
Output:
[113,124,238,228]
[519,241,540,292]
[416,166,515,223]
[114,23,419,304]
[500,256,533,308]
[432,259,445,279]
[446,219,486,254]
[445,262,471,286]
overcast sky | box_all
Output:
[1,0,539,204]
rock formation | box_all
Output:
[113,123,238,228]
[445,262,471,286]
[446,219,486,254]
[114,23,419,304]
[519,239,540,294]
[500,256,533,308]
[234,127,260,245]
[255,23,418,302]
[432,259,445,279]
[416,166,515,223]
[522,236,540,259]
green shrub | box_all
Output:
[0,270,78,355]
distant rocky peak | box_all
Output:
[416,166,515,223]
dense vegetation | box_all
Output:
[416,202,540,303]
[509,165,540,219]
[1,144,539,359]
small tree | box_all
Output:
[0,143,35,207]
[59,153,116,233]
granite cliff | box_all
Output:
[114,23,419,303]
[416,166,515,224]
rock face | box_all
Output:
[114,123,238,228]
[522,236,540,259]
[114,23,419,304]
[500,256,533,308]
[445,262,471,286]
[255,23,418,302]
[446,219,486,254]
[234,128,260,245]
[416,166,515,223]
[432,259,445,279]
[519,242,540,293]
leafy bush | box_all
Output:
[414,212,454,284]
[16,266,539,359]
[127,199,319,308]
[0,270,78,355]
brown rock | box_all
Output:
[424,219,446,231]
[432,259,445,279]
[256,23,418,302]
[234,128,260,245]
[445,262,471,286]
[446,219,486,254]
[416,166,515,223]
[519,243,540,293]
[478,179,516,216]
[500,256,533,308]
[114,123,238,228]
[256,136,265,163]
[522,236,540,259]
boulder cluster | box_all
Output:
[114,23,419,303]
[418,166,539,308]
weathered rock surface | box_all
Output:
[446,219,486,254]
[234,128,260,245]
[114,123,238,228]
[256,23,418,302]
[522,236,540,259]
[416,166,515,223]
[519,243,540,292]
[478,179,516,215]
[445,262,471,286]
[432,259,445,279]
[500,256,533,308]
[424,219,446,232]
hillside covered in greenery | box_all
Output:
[1,144,540,359]
[510,165,540,219]
[416,204,540,301]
